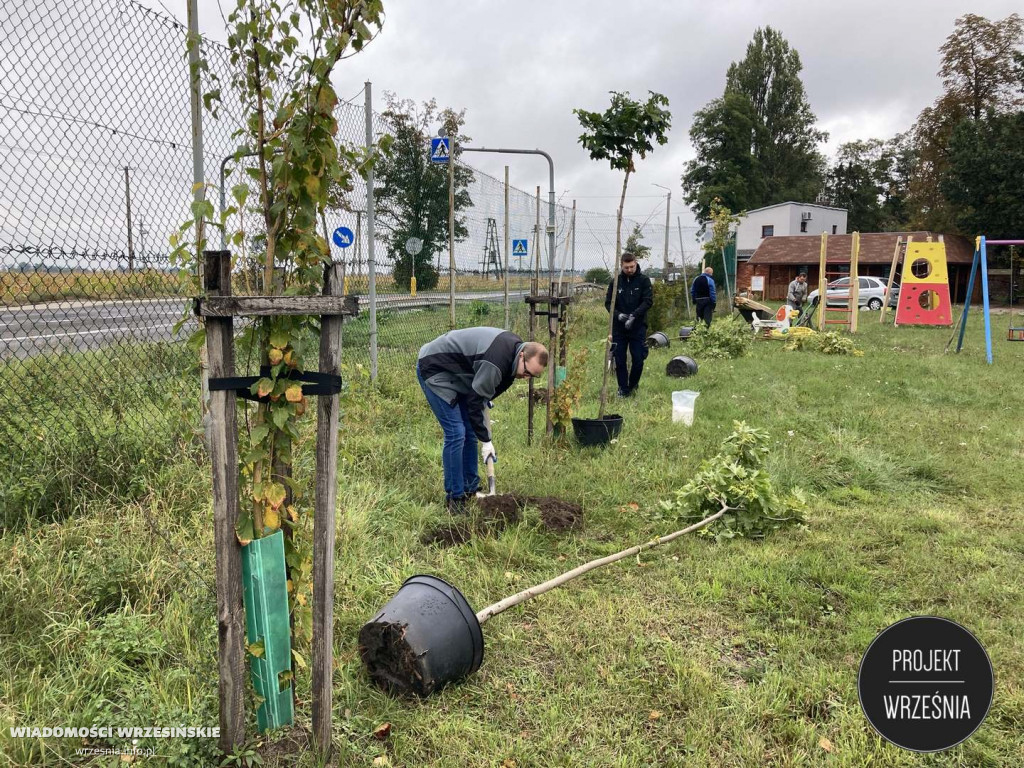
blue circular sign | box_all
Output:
[332,226,354,249]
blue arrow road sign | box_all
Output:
[430,137,450,164]
[512,239,528,257]
[332,226,354,249]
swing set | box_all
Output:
[949,235,1024,364]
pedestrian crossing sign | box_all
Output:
[512,239,528,257]
[430,137,450,164]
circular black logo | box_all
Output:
[858,616,993,752]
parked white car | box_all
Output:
[807,276,899,310]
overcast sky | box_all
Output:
[146,0,1020,229]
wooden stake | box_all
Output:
[312,263,344,756]
[204,250,246,753]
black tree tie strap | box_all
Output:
[208,367,342,402]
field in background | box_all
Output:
[1,297,1022,766]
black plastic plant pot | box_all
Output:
[646,331,670,348]
[571,414,624,446]
[678,326,694,340]
[359,574,483,697]
[666,356,698,378]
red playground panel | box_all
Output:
[895,283,952,326]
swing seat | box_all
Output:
[1008,327,1024,341]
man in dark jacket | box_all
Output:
[691,266,717,328]
[605,252,654,397]
[417,327,548,512]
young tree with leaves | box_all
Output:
[172,2,385,748]
[373,95,474,291]
[574,90,671,417]
[623,222,652,263]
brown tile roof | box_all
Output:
[748,232,975,265]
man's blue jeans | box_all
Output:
[417,365,480,501]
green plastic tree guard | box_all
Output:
[240,528,294,732]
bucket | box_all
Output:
[666,356,698,378]
[359,574,483,697]
[646,331,670,348]
[671,390,700,425]
[571,414,623,446]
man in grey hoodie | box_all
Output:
[417,327,548,512]
[787,272,809,314]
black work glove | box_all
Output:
[624,314,636,330]
[617,312,628,323]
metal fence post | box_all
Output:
[364,81,378,383]
[504,166,510,329]
[187,0,210,426]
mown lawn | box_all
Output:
[1,297,1022,767]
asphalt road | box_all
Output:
[0,290,531,359]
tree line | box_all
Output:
[681,14,1024,243]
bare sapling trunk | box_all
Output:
[597,166,631,418]
[476,501,729,625]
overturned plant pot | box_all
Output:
[359,505,728,697]
[571,414,623,447]
[666,355,698,378]
[646,331,670,348]
[358,575,483,697]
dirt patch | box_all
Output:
[423,494,581,547]
[358,620,431,697]
[479,493,583,532]
[420,523,473,547]
[256,725,310,761]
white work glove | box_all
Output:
[617,312,629,323]
[481,441,497,464]
[624,314,636,330]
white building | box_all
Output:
[735,202,847,261]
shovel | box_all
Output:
[481,407,496,496]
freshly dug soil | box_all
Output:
[421,496,524,548]
[257,726,310,761]
[478,494,583,532]
[359,620,430,696]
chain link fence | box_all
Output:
[1,0,701,516]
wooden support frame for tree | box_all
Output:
[524,290,573,442]
[199,251,354,756]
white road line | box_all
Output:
[7,323,185,342]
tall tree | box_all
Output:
[907,13,1023,230]
[683,27,826,224]
[943,111,1024,241]
[822,135,914,232]
[682,91,762,222]
[372,95,474,291]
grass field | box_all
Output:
[1,298,1022,766]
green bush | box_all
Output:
[647,280,690,332]
[392,251,439,291]
[657,421,806,541]
[584,267,611,285]
[687,316,751,359]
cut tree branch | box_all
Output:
[476,500,730,625]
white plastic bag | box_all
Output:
[672,390,700,426]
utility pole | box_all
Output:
[138,215,149,268]
[123,167,135,273]
[652,184,671,276]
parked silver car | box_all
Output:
[807,276,899,310]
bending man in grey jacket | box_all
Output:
[787,273,808,312]
[417,327,548,512]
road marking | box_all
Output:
[6,323,184,342]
